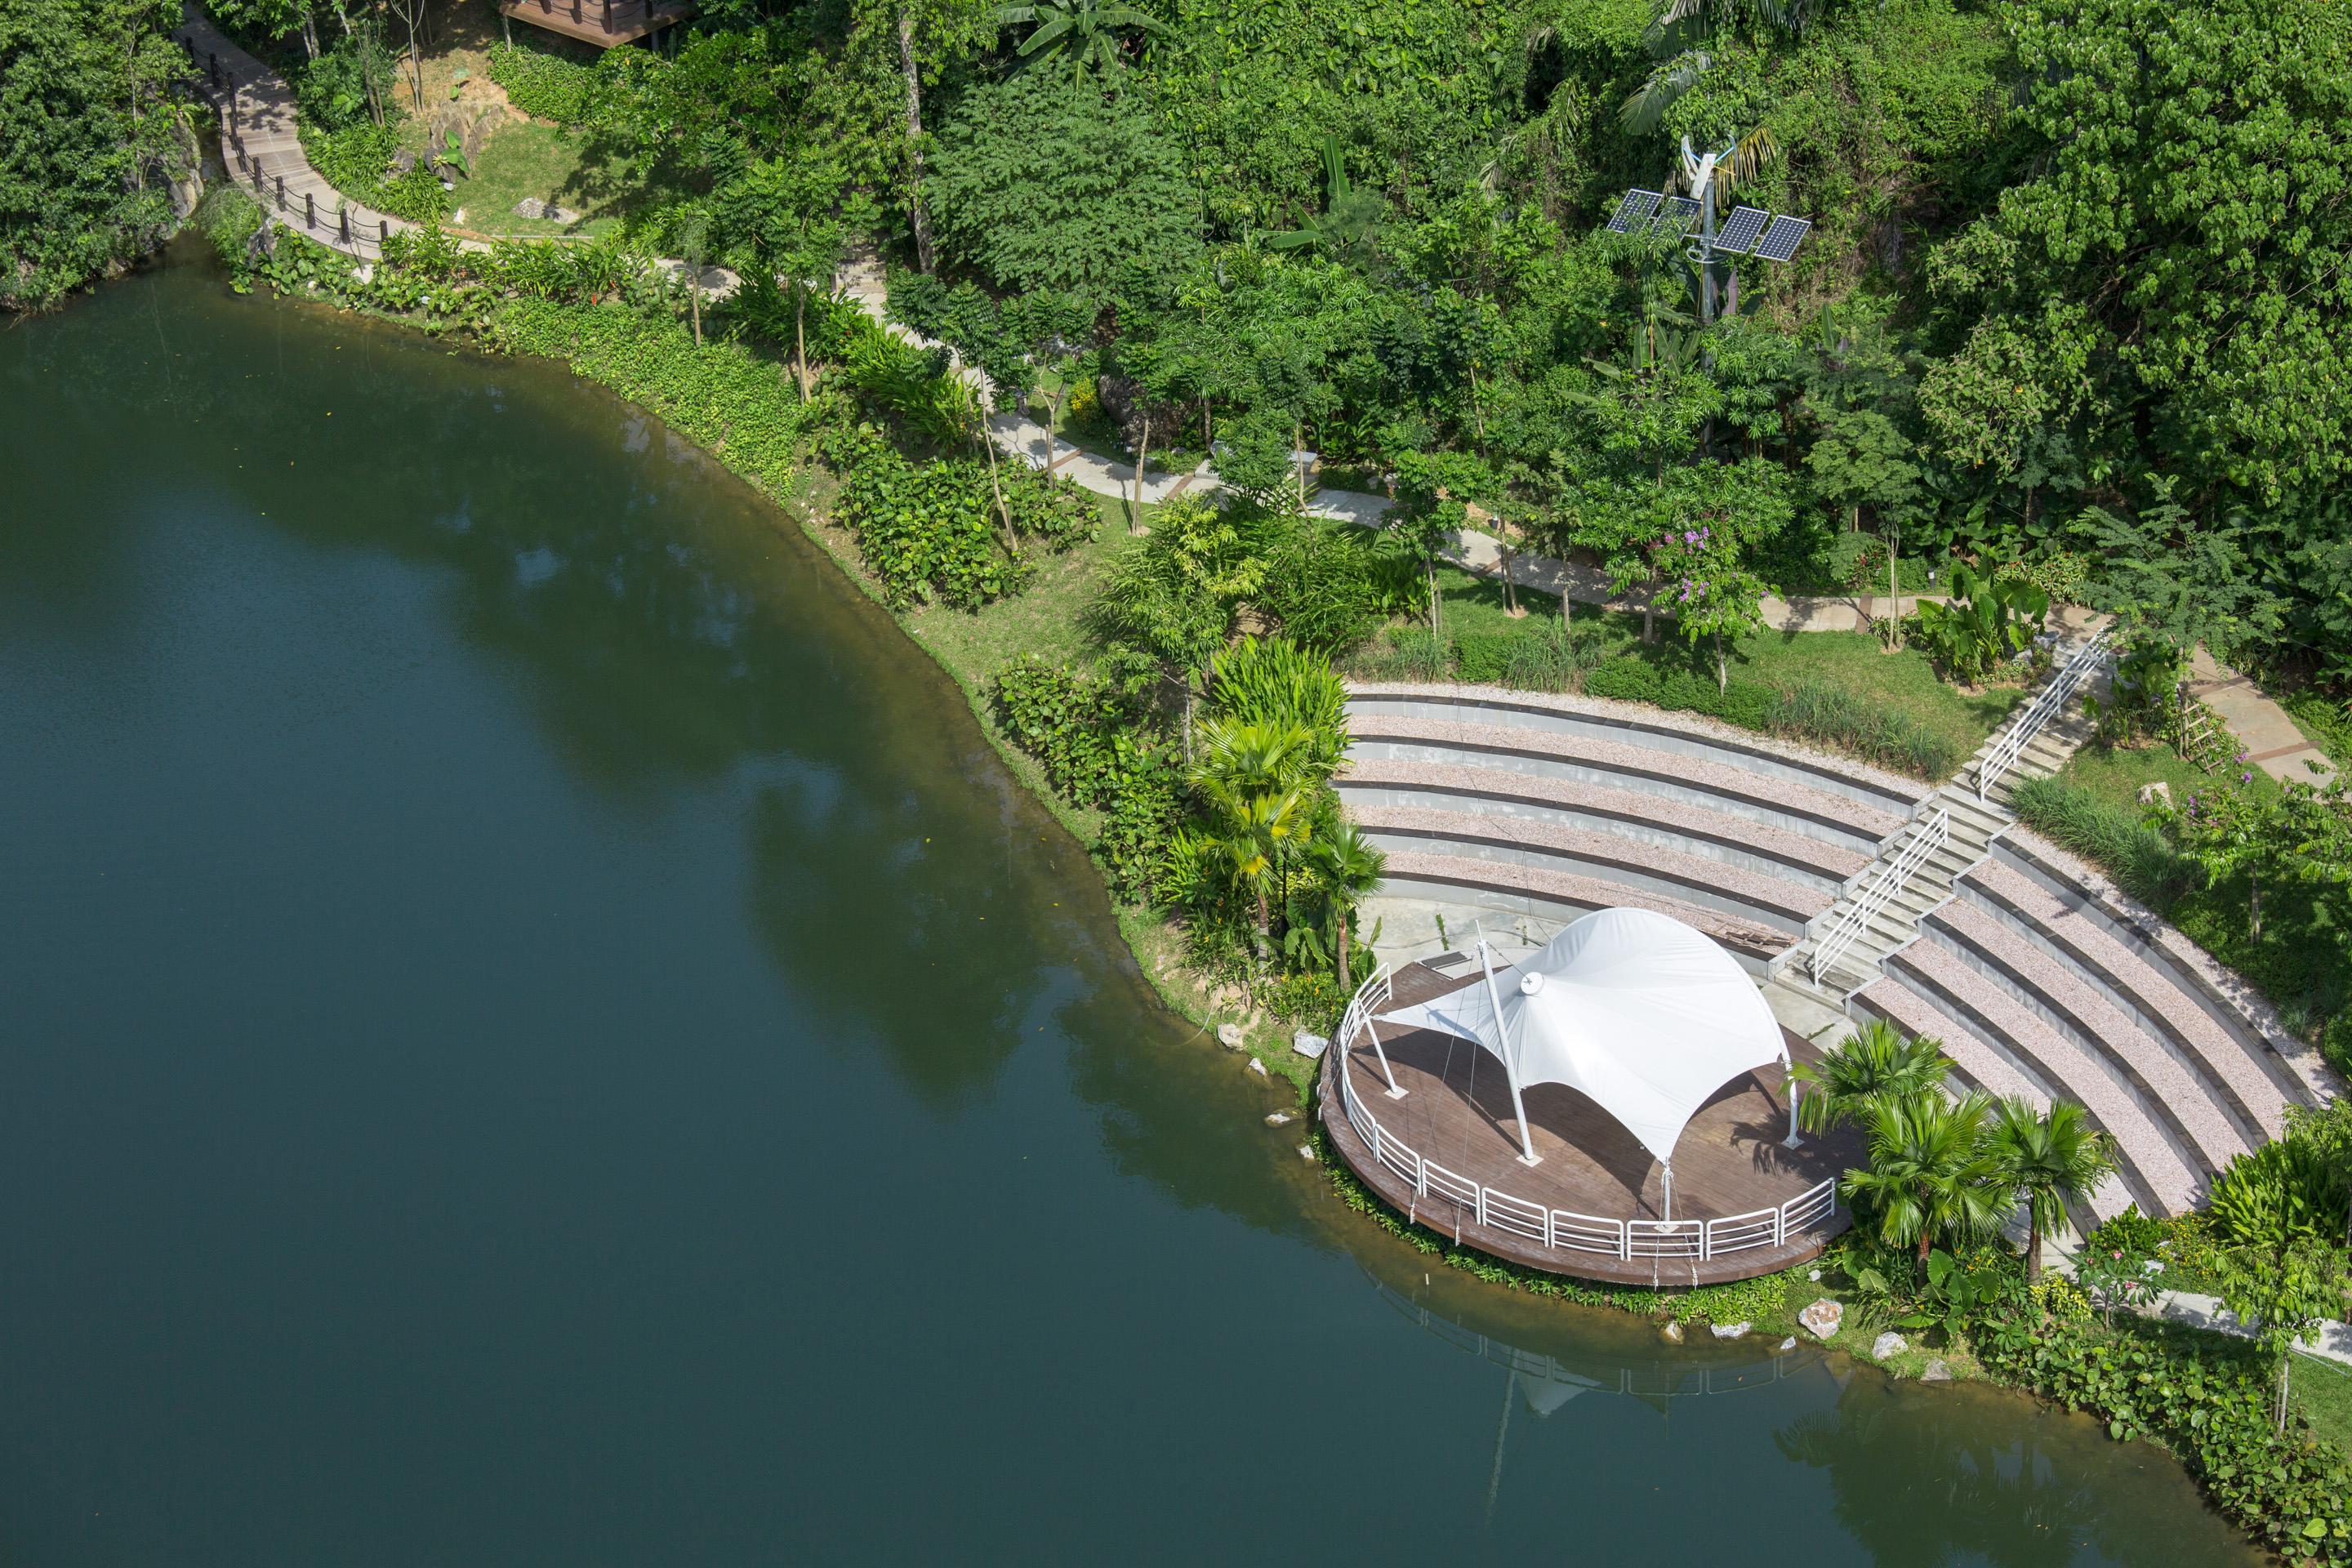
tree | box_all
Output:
[851,0,996,274]
[0,0,190,310]
[2216,1235,2350,1431]
[1791,1019,1951,1134]
[1840,1091,2007,1263]
[715,142,858,399]
[928,70,1201,293]
[995,0,1163,82]
[1090,495,1265,757]
[1186,719,1318,934]
[1984,1098,2114,1282]
[1307,820,1385,991]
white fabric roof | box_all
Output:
[1378,908,1788,1166]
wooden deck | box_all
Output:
[501,0,696,47]
[1320,960,1860,1286]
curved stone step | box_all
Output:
[1374,850,1793,966]
[1854,980,2147,1225]
[1348,684,1928,819]
[1926,902,2254,1174]
[1352,805,1829,933]
[1996,835,2336,1107]
[1962,858,2305,1138]
[1338,760,1867,888]
[1348,715,1904,853]
[1888,942,2207,1217]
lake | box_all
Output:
[0,251,2258,1565]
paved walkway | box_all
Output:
[2149,1290,2352,1366]
[2188,648,2337,786]
[171,2,2352,767]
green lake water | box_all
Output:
[0,252,2261,1564]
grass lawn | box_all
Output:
[2292,1348,2352,1454]
[2279,688,2352,770]
[2057,738,2268,816]
[1422,566,2023,768]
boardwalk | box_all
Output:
[176,13,417,262]
[1320,960,1859,1286]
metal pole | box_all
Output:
[1784,1055,1803,1149]
[1477,936,1539,1166]
[1662,1160,1673,1223]
[1699,171,1717,327]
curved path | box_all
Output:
[178,5,2329,764]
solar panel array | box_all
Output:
[1655,196,1703,235]
[1606,189,1664,234]
[1753,214,1812,263]
[1714,206,1768,256]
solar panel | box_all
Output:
[1714,206,1769,256]
[1654,196,1703,235]
[1606,189,1664,234]
[1753,214,1812,262]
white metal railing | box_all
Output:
[1807,807,1950,986]
[1328,973,1838,1264]
[1977,626,2113,802]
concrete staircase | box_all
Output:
[1771,635,2102,1004]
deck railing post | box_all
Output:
[306,190,316,228]
[250,162,261,194]
[380,218,390,244]
[340,207,352,244]
[602,0,612,26]
[276,174,286,209]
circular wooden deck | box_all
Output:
[1320,960,1860,1286]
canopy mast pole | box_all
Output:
[1477,932,1539,1167]
[1782,1051,1803,1149]
[1662,1160,1673,1223]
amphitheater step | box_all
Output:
[1374,850,1793,965]
[1886,942,2207,1217]
[1960,857,2305,1138]
[1334,760,1867,887]
[1347,716,1907,853]
[1350,806,1827,931]
[1853,979,2134,1226]
[1925,901,2257,1172]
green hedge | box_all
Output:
[484,41,597,124]
[298,120,452,224]
[1976,1312,2352,1562]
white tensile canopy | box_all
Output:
[1373,909,1794,1214]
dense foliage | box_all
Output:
[0,0,190,310]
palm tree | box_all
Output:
[1187,720,1317,934]
[1841,1090,2007,1263]
[1307,821,1386,991]
[1790,1018,1952,1134]
[1985,1097,2114,1282]
[1620,0,1817,134]
[996,0,1164,81]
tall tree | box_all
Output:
[1984,1098,2114,1282]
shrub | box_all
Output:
[2208,1138,2352,1250]
[1346,627,1446,682]
[1206,636,1347,762]
[298,119,453,224]
[2009,776,2198,910]
[993,658,1135,806]
[1767,680,1958,779]
[1453,630,1515,684]
[827,425,1030,610]
[483,40,597,124]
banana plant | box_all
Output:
[1911,563,2050,684]
[1267,136,1385,264]
[996,0,1165,81]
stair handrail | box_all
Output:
[1810,808,1950,986]
[1977,626,2112,802]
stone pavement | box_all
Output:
[2149,1290,2352,1366]
[2188,648,2338,786]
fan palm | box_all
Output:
[996,0,1164,81]
[1307,821,1386,991]
[1985,1098,2114,1281]
[1790,1018,1952,1134]
[1842,1091,2007,1263]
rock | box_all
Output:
[1872,1331,1909,1361]
[1807,1268,1822,1282]
[1215,1022,1245,1049]
[1709,1321,1752,1341]
[352,263,374,285]
[1922,1358,1952,1383]
[1659,1321,1685,1345]
[2140,781,2172,808]
[1264,1111,1295,1128]
[1245,1057,1267,1077]
[1292,1029,1330,1060]
[1798,1298,1843,1340]
[391,148,419,174]
[1780,1337,1797,1352]
[1295,1144,1316,1162]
